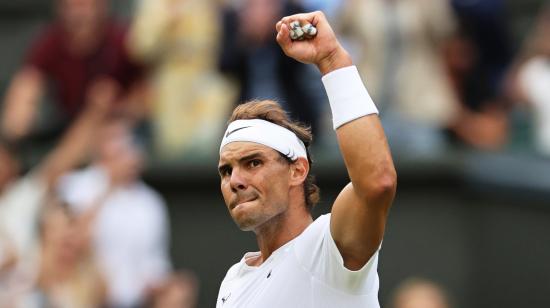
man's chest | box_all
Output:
[217,254,315,308]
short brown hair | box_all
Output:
[228,100,320,211]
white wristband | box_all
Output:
[322,66,378,130]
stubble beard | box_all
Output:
[233,199,288,233]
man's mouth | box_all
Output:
[231,196,258,210]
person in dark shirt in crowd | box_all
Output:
[1,0,146,143]
[219,0,324,136]
[444,0,513,149]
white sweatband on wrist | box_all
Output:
[220,119,307,161]
[322,65,379,130]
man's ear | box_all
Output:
[289,157,309,187]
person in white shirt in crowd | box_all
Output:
[216,11,396,307]
[512,5,550,156]
[58,116,171,307]
[0,84,111,307]
[337,0,458,157]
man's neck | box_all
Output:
[251,204,313,266]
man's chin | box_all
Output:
[236,222,256,232]
[231,217,258,231]
[231,209,259,230]
[232,213,262,231]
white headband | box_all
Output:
[220,119,307,160]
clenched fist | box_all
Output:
[275,11,352,75]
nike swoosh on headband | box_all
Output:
[225,126,252,138]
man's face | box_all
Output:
[218,142,291,232]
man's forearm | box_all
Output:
[322,65,395,203]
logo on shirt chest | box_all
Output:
[221,292,231,305]
[220,268,275,305]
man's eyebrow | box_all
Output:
[218,151,267,173]
[218,163,228,173]
[238,152,265,163]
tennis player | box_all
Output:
[216,11,397,307]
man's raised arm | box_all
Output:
[276,11,397,270]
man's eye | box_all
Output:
[249,159,261,168]
[220,168,232,176]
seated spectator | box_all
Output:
[58,116,172,307]
[1,0,146,144]
[128,0,236,159]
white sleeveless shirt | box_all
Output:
[216,214,380,308]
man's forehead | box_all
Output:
[219,142,277,162]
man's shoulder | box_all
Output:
[220,257,248,285]
[222,250,263,281]
[313,213,331,226]
[290,214,332,268]
[296,213,331,242]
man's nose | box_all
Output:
[230,168,248,192]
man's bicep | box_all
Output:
[330,183,388,271]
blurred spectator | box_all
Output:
[1,0,146,144]
[128,0,236,159]
[0,98,109,306]
[444,0,512,150]
[35,199,106,307]
[389,277,452,308]
[1,197,106,308]
[58,116,171,307]
[512,5,550,156]
[338,0,459,157]
[219,0,324,136]
[444,31,509,150]
[450,0,513,90]
[149,270,199,308]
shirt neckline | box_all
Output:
[242,235,298,270]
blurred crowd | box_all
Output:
[0,0,548,307]
[3,0,550,160]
